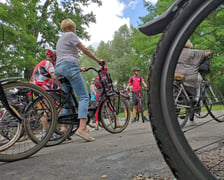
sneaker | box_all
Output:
[131,117,137,123]
[143,117,149,121]
[50,132,61,141]
[41,130,61,141]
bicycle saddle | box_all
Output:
[57,76,70,84]
[0,77,23,84]
[138,0,186,36]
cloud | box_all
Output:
[81,0,130,48]
[128,0,138,9]
[146,0,158,5]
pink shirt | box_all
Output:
[128,76,143,92]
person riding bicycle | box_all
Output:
[32,49,61,90]
[55,18,105,141]
[32,49,61,140]
[175,39,211,126]
[127,67,149,123]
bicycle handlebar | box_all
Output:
[85,62,105,73]
[85,67,100,73]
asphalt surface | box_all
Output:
[0,121,174,180]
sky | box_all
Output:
[82,0,158,47]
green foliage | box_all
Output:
[0,0,102,79]
[1,0,224,95]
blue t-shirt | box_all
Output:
[90,84,97,101]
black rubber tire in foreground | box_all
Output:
[148,0,223,179]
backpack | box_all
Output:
[130,76,142,84]
[199,56,210,75]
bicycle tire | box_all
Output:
[138,98,145,123]
[148,0,223,179]
[172,83,189,128]
[194,102,211,119]
[0,81,57,161]
[0,105,23,151]
[194,84,212,119]
[205,83,224,122]
[46,92,75,146]
[99,94,130,134]
[136,111,140,121]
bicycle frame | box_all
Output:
[47,79,79,118]
[85,66,121,115]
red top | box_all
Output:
[32,59,54,90]
[128,76,143,92]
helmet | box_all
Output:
[132,67,140,71]
[46,49,56,57]
[100,66,108,72]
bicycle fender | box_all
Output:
[138,0,186,36]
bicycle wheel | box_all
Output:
[138,98,145,123]
[194,101,211,119]
[148,0,224,179]
[173,84,189,128]
[136,109,140,121]
[0,82,57,161]
[205,83,224,122]
[45,91,75,146]
[0,105,23,151]
[99,94,130,133]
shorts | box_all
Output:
[132,91,144,106]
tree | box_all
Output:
[0,0,102,79]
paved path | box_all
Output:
[0,122,174,180]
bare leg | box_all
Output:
[41,112,48,130]
[133,105,137,118]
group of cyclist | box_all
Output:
[31,18,150,142]
[31,18,210,144]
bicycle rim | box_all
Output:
[0,82,57,161]
[173,84,189,128]
[46,92,74,146]
[149,0,224,179]
[206,84,224,122]
[99,95,130,133]
[0,106,23,151]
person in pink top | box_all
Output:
[127,67,149,123]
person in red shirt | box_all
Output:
[127,67,149,123]
[32,49,61,140]
[32,49,60,90]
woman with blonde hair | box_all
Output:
[55,18,105,141]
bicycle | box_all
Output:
[85,65,131,134]
[39,64,131,145]
[132,89,145,123]
[173,74,224,128]
[139,0,224,179]
[194,76,224,120]
[0,78,57,161]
